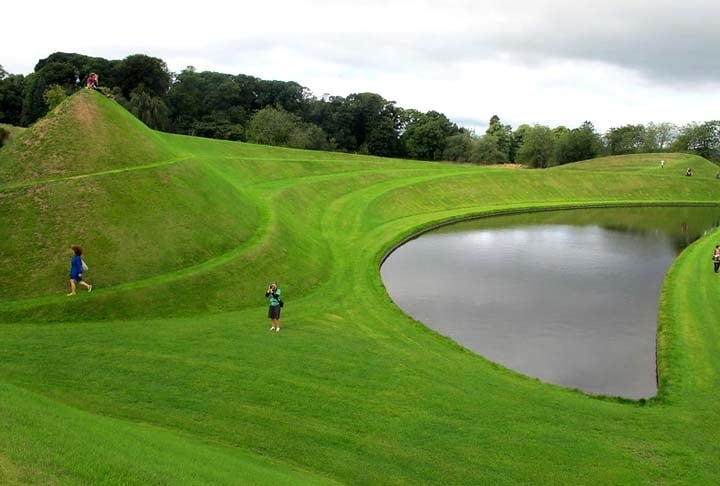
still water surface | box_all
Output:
[381,207,720,398]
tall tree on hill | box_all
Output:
[20,73,48,126]
[672,121,720,160]
[604,124,645,155]
[247,106,330,150]
[344,92,403,156]
[516,124,556,168]
[306,95,358,151]
[442,130,476,162]
[555,121,602,164]
[167,68,251,138]
[641,122,678,152]
[20,59,80,125]
[485,115,514,162]
[403,110,458,161]
[255,79,308,113]
[472,134,507,164]
[0,71,25,125]
[113,54,171,99]
[127,89,171,131]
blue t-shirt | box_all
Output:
[69,255,83,279]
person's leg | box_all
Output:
[68,279,77,295]
[79,281,93,291]
[273,317,280,331]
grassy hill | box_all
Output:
[1,91,720,484]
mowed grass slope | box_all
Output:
[1,91,720,484]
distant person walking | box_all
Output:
[686,167,693,177]
[713,245,720,273]
[68,245,92,295]
[660,159,665,168]
[266,282,282,331]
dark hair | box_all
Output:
[71,245,83,256]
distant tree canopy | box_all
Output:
[516,124,555,168]
[2,52,719,164]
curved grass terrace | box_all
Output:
[1,91,720,484]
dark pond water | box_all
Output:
[381,206,720,398]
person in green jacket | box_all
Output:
[265,282,282,331]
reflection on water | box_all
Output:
[381,207,720,398]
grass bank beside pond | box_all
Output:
[1,90,719,484]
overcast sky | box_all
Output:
[3,1,719,132]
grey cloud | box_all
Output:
[167,1,720,88]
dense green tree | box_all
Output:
[247,106,329,150]
[671,121,720,160]
[20,60,80,125]
[127,89,170,131]
[471,134,508,164]
[485,115,514,162]
[511,124,531,161]
[247,106,297,146]
[402,110,457,161]
[255,79,308,113]
[604,124,645,155]
[0,73,25,125]
[442,130,475,162]
[306,95,358,152]
[43,85,67,110]
[516,124,556,168]
[20,73,48,126]
[287,122,333,151]
[555,121,602,164]
[641,122,678,152]
[113,54,171,99]
[343,93,403,157]
[167,68,252,136]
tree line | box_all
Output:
[1,52,719,163]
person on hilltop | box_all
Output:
[86,72,98,90]
[686,167,693,177]
[265,281,282,331]
[713,245,720,273]
[68,245,92,296]
[660,159,665,168]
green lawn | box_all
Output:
[1,90,720,484]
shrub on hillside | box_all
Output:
[0,127,9,147]
[43,85,67,111]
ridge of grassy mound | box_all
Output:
[0,93,263,307]
[0,90,177,186]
